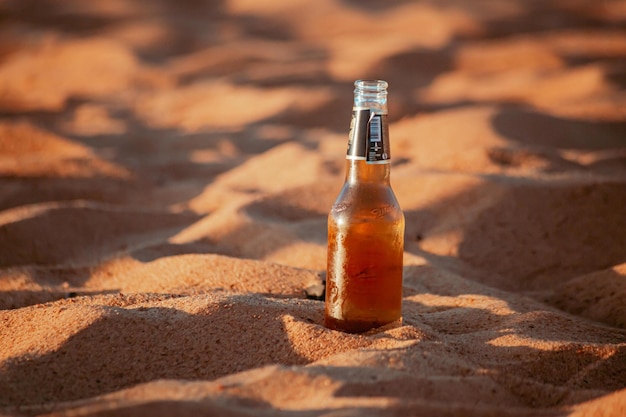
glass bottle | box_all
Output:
[324,79,405,333]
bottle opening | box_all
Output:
[353,79,388,111]
[354,79,388,94]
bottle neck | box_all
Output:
[346,159,390,184]
[345,79,391,184]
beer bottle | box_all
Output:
[325,79,405,333]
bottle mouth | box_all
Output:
[354,79,388,94]
[353,79,387,109]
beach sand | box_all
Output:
[1,0,626,415]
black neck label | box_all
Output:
[346,108,390,164]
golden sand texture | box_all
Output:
[1,0,625,416]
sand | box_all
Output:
[1,0,626,415]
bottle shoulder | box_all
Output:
[330,182,404,223]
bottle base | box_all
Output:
[324,315,402,334]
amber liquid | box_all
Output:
[325,168,404,333]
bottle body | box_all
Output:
[324,80,404,333]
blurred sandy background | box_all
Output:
[0,0,626,416]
